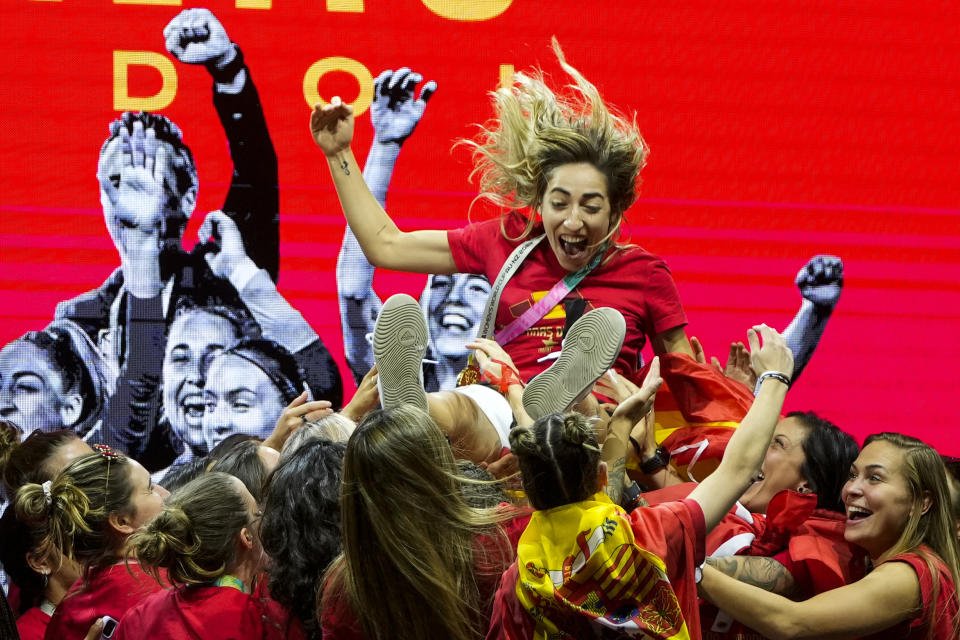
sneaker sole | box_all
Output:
[373,294,429,412]
[522,307,626,421]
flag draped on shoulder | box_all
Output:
[515,493,691,640]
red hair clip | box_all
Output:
[92,443,120,460]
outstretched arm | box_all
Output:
[782,255,843,382]
[165,8,279,280]
[601,358,663,504]
[688,325,793,530]
[337,69,438,381]
[198,211,344,408]
[311,96,456,275]
[704,555,798,598]
[699,560,921,639]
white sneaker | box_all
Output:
[522,307,626,421]
[373,294,429,412]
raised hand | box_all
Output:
[747,325,794,381]
[611,357,662,425]
[101,120,169,298]
[692,335,757,389]
[341,364,380,422]
[311,97,355,157]
[197,210,251,280]
[163,8,232,65]
[109,121,168,236]
[370,68,437,144]
[592,368,640,404]
[796,254,844,309]
[263,391,333,451]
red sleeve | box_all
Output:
[888,553,941,631]
[645,260,687,335]
[627,499,705,631]
[15,608,50,640]
[447,218,504,276]
[628,499,705,574]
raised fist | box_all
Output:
[163,8,232,65]
[796,255,843,309]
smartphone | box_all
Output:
[101,616,119,639]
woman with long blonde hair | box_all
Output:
[318,405,515,640]
[699,432,960,639]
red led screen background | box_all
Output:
[2,0,959,453]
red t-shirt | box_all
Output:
[861,548,959,640]
[16,606,50,640]
[486,498,706,640]
[115,585,305,640]
[44,563,164,640]
[448,217,687,382]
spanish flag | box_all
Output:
[515,493,691,640]
[631,353,754,482]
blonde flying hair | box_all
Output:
[464,38,649,247]
[866,432,960,638]
[129,472,248,586]
[320,406,513,640]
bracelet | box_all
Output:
[206,44,245,84]
[640,445,671,475]
[753,370,791,396]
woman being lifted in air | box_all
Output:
[311,41,694,453]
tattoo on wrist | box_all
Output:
[340,159,350,175]
[606,456,627,501]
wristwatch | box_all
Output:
[622,481,644,511]
[640,445,671,475]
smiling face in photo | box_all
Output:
[425,273,491,359]
[163,310,241,451]
[202,353,287,451]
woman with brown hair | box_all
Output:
[487,325,793,639]
[116,471,303,639]
[15,445,168,639]
[698,432,960,639]
[310,41,691,424]
[0,421,90,639]
[318,405,515,640]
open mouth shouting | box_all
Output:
[179,388,205,432]
[558,234,589,260]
